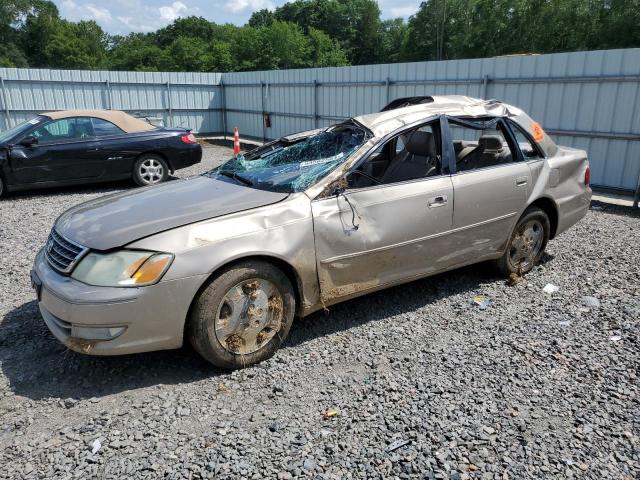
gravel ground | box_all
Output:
[0,144,638,479]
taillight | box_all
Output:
[180,133,197,144]
[584,166,591,186]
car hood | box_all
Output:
[55,176,289,250]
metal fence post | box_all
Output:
[166,81,173,127]
[385,77,391,104]
[220,80,228,140]
[0,77,11,128]
[313,80,319,128]
[482,74,489,99]
[260,81,266,143]
[105,80,112,110]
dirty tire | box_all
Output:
[133,154,169,186]
[496,206,550,276]
[188,260,296,369]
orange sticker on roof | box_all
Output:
[531,122,545,142]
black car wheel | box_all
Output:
[0,176,4,197]
[188,260,296,369]
[133,154,169,186]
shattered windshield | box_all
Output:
[210,124,367,192]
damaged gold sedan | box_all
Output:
[31,96,591,368]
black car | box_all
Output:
[0,110,202,196]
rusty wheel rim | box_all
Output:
[214,278,284,355]
[509,219,544,270]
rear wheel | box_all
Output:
[188,260,296,369]
[496,207,550,276]
[133,154,169,186]
[0,176,4,197]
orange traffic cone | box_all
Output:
[233,127,241,156]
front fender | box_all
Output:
[126,193,321,314]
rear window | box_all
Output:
[92,118,124,137]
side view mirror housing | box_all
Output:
[20,135,38,147]
[330,176,349,196]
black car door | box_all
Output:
[89,117,136,176]
[11,117,102,184]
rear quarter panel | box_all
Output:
[100,132,174,175]
[528,146,591,236]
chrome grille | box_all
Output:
[45,229,88,274]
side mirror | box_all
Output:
[20,136,38,147]
[330,177,348,196]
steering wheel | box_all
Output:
[36,129,53,141]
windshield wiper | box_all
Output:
[217,170,254,187]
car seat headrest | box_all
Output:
[479,135,504,152]
[405,131,435,156]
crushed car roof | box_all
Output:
[41,110,157,133]
[355,95,520,136]
[354,95,557,155]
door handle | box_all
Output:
[428,194,448,208]
[516,176,528,187]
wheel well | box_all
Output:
[137,151,174,173]
[529,197,558,239]
[182,255,305,343]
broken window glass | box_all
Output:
[210,124,367,193]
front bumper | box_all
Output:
[32,249,207,356]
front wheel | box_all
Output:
[188,261,296,369]
[496,207,550,276]
[133,154,169,186]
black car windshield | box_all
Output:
[211,124,367,192]
[0,116,46,144]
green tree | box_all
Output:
[259,21,311,69]
[599,0,640,49]
[307,27,349,67]
[43,20,108,69]
[1,0,59,67]
[0,43,28,67]
[155,16,216,47]
[380,18,408,64]
[230,26,265,71]
[248,9,276,27]
[210,41,234,71]
[108,34,171,71]
[273,0,382,64]
[3,0,640,72]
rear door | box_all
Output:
[11,117,102,183]
[445,116,530,264]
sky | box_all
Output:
[52,0,421,35]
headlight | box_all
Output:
[71,250,173,287]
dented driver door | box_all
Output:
[311,176,454,305]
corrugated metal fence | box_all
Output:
[1,48,639,192]
[0,69,223,133]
